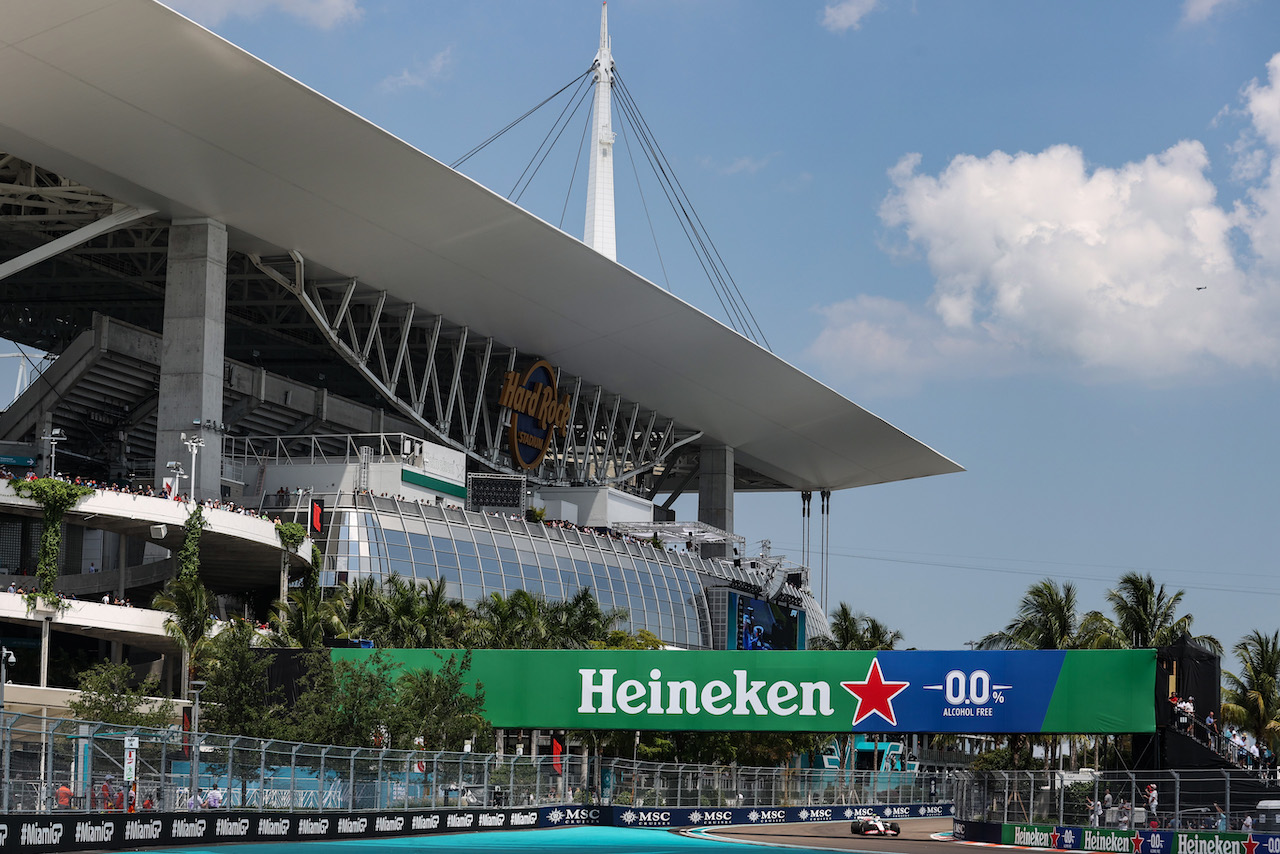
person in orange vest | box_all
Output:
[55,783,71,809]
[101,778,113,811]
[114,788,124,811]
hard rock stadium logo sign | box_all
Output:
[498,360,571,470]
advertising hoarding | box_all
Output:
[332,648,1155,734]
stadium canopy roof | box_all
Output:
[0,0,962,492]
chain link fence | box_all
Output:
[954,768,1280,831]
[0,711,958,814]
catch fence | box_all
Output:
[954,768,1280,831]
[0,712,953,813]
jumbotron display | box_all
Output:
[728,592,806,651]
[465,474,526,511]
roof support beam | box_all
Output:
[0,205,156,283]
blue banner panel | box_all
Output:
[590,802,955,828]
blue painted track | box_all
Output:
[142,826,832,854]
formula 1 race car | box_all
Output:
[850,816,902,836]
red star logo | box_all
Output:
[1132,832,1145,852]
[1051,830,1061,848]
[841,658,910,726]
[1244,836,1259,854]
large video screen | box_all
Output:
[727,593,806,650]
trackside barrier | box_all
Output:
[953,820,1280,853]
[0,803,956,852]
[546,802,955,829]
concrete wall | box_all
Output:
[534,486,653,527]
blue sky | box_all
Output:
[6,0,1280,659]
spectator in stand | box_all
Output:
[1206,710,1219,749]
[205,784,222,809]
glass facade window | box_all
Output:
[318,498,785,649]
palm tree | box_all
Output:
[1082,572,1221,653]
[1222,630,1280,750]
[151,575,215,697]
[328,576,384,641]
[469,589,549,649]
[978,579,1081,650]
[268,586,344,648]
[546,587,628,649]
[368,576,468,648]
[810,603,903,650]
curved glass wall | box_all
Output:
[318,496,712,648]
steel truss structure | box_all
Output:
[247,252,707,490]
[0,152,740,495]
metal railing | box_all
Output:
[0,711,952,814]
[954,768,1280,830]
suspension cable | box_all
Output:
[511,81,594,203]
[558,91,594,230]
[614,71,771,349]
[450,69,592,170]
[616,99,672,291]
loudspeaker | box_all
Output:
[150,524,167,539]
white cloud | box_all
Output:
[697,154,776,176]
[810,54,1280,387]
[1243,54,1280,150]
[821,0,879,33]
[1181,0,1238,24]
[165,0,361,29]
[1238,54,1280,272]
[721,154,774,176]
[378,48,454,93]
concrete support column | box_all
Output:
[156,219,226,501]
[697,443,734,558]
[39,617,50,688]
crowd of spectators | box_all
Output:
[1168,691,1277,778]
[1,468,285,524]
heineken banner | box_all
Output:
[330,648,1155,734]
[1006,824,1176,853]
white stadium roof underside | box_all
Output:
[0,0,961,493]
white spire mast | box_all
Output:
[583,2,617,261]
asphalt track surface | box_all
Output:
[692,817,958,852]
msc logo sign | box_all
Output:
[498,360,571,471]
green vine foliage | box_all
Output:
[177,504,207,583]
[275,521,307,552]
[308,542,323,593]
[7,477,93,609]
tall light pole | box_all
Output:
[631,730,639,804]
[188,679,206,805]
[40,428,65,477]
[182,431,204,499]
[0,647,12,814]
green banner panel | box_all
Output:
[330,648,1155,734]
